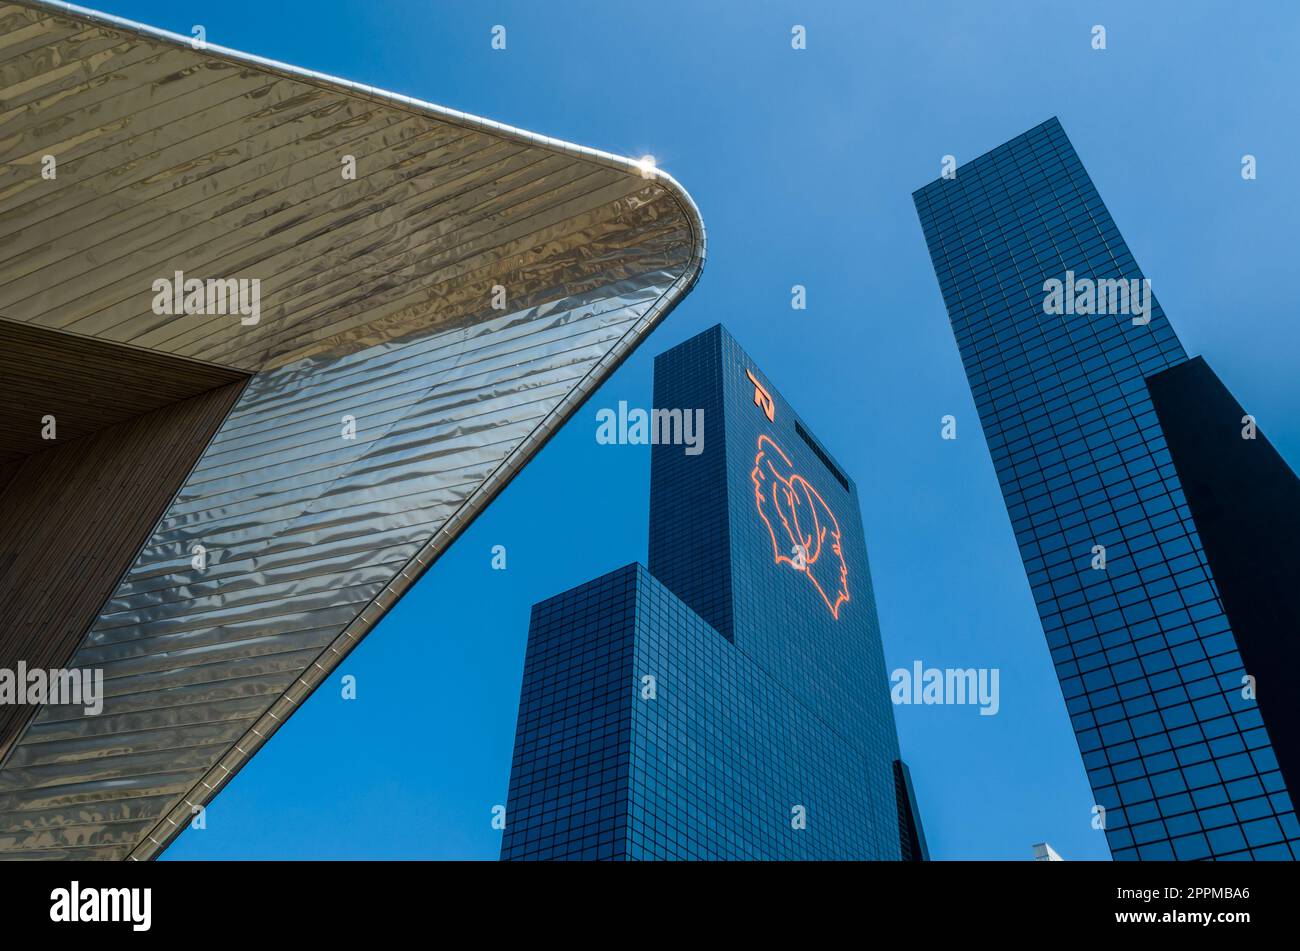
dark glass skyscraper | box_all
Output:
[914,117,1299,860]
[501,325,926,860]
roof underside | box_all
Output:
[0,1,702,371]
[0,0,703,859]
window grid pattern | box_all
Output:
[628,564,888,859]
[503,327,909,860]
[913,117,1297,860]
[500,569,635,861]
[712,329,901,857]
[501,562,894,860]
[649,328,734,639]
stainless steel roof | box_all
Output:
[0,1,704,370]
[0,0,704,859]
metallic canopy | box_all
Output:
[0,0,704,858]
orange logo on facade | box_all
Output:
[746,369,775,422]
[751,434,849,620]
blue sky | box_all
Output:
[101,0,1300,860]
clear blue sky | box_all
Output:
[107,0,1300,860]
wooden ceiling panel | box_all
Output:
[0,318,248,465]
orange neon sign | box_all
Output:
[751,434,849,620]
[746,369,775,422]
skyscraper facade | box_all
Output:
[914,117,1299,860]
[501,325,926,860]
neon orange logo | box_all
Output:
[746,369,775,422]
[751,434,849,620]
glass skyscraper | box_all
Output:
[914,117,1299,860]
[501,325,926,860]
